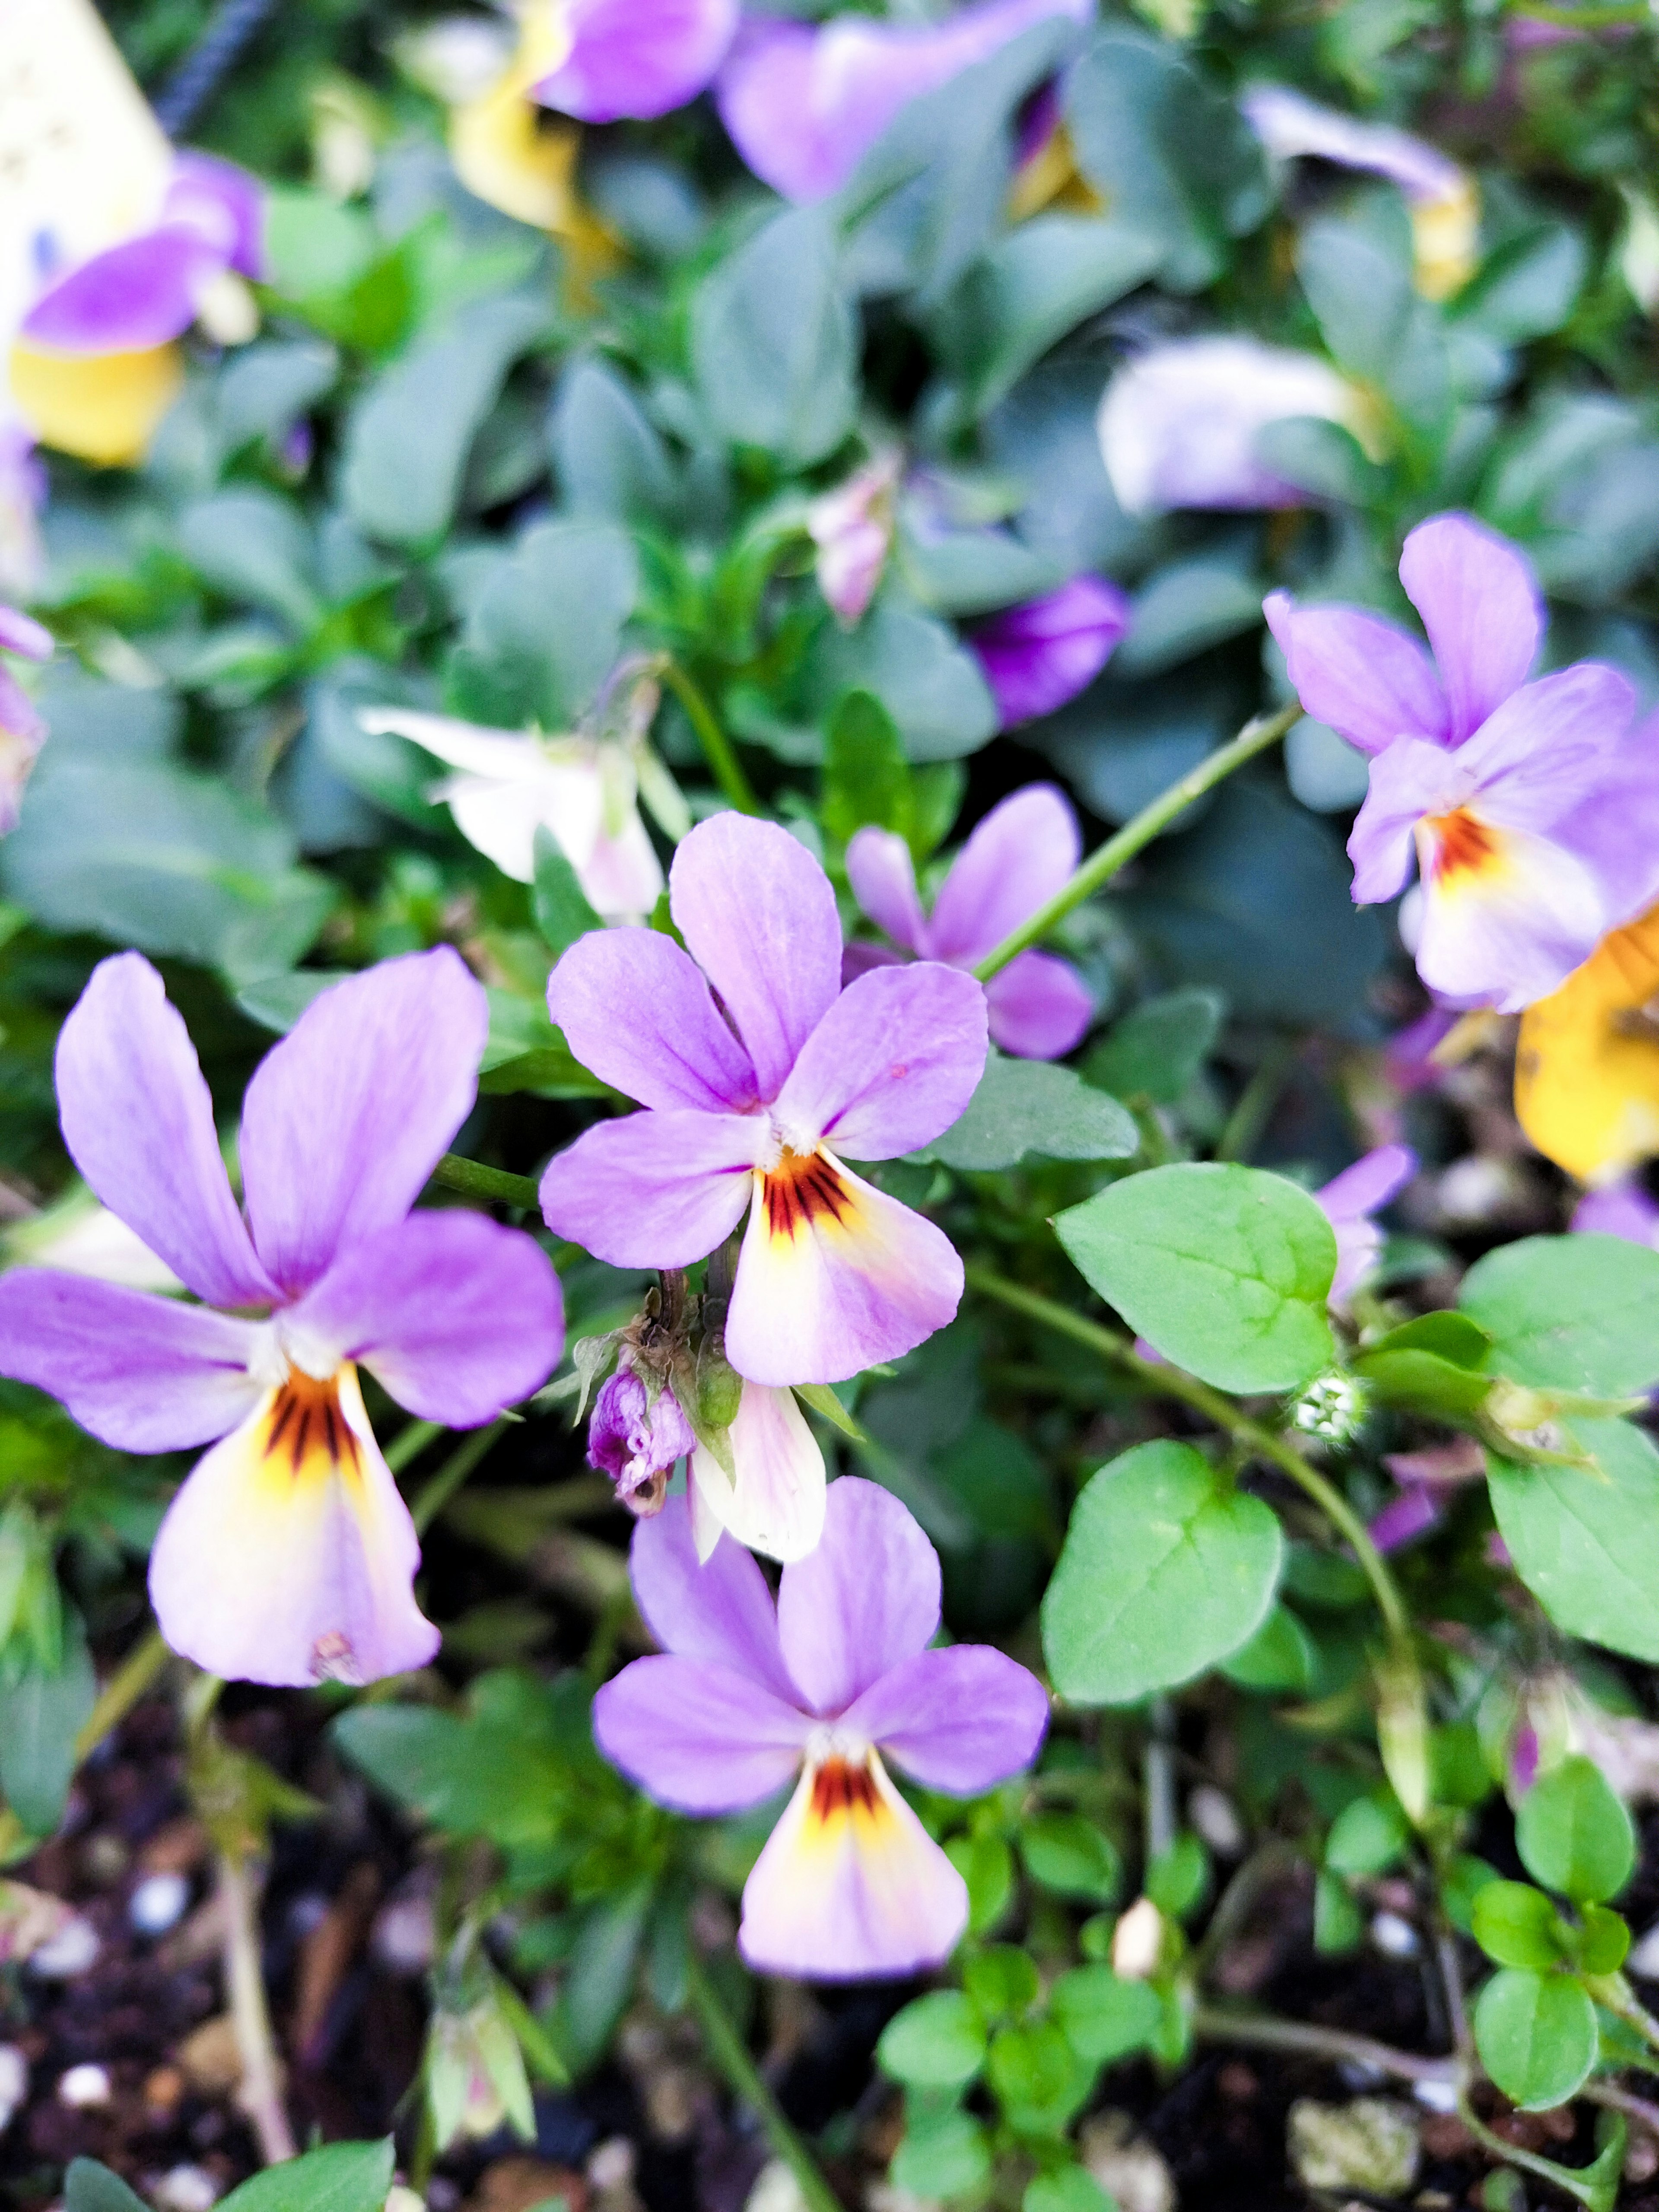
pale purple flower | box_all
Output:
[846,785,1093,1060]
[1368,1436,1485,1555]
[540,815,988,1388]
[0,426,45,604]
[0,605,51,837]
[1318,1142,1418,1309]
[1268,513,1659,1014]
[532,0,741,122]
[1572,1177,1659,1246]
[807,454,900,628]
[594,1478,1049,1980]
[1097,337,1360,516]
[715,0,1090,204]
[970,578,1129,728]
[0,951,565,1688]
[589,1365,698,1504]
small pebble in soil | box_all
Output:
[130,1870,192,1936]
[386,2190,426,2212]
[1188,1784,1245,1857]
[57,2062,111,2108]
[1412,2079,1460,2114]
[0,2044,27,2131]
[372,1889,436,1976]
[155,2164,221,2211]
[1370,1909,1420,1958]
[588,2139,636,2192]
[29,1914,100,1980]
[426,2180,461,2211]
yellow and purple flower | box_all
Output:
[532,0,741,122]
[0,951,565,1687]
[594,1478,1049,1980]
[1268,513,1659,1013]
[540,814,987,1387]
[1515,898,1659,1182]
[846,784,1093,1061]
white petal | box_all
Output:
[692,1384,826,1564]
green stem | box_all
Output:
[411,1419,508,1536]
[75,1626,170,1762]
[386,1418,444,1475]
[973,701,1297,983]
[661,662,762,817]
[686,1957,842,2212]
[1456,2094,1622,2212]
[1190,2005,1455,2085]
[1507,0,1646,23]
[429,1153,542,1210]
[962,1262,1410,1645]
[1214,1036,1300,1164]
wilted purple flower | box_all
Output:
[541,816,986,1386]
[0,606,51,837]
[594,1478,1049,1980]
[970,578,1129,728]
[1319,1142,1417,1309]
[0,951,565,1687]
[1268,513,1659,1013]
[715,0,1090,204]
[1572,1176,1659,1246]
[846,785,1093,1060]
[1098,337,1360,516]
[807,454,900,627]
[532,0,740,123]
[589,1363,698,1505]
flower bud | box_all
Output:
[807,456,899,626]
[1288,1372,1367,1445]
[1111,1896,1165,1980]
[588,1364,696,1514]
[426,1996,534,2150]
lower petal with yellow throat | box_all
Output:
[1516,903,1659,1182]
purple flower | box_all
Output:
[0,605,51,838]
[0,427,45,604]
[1572,1176,1659,1247]
[0,951,565,1688]
[533,0,740,122]
[593,1478,1049,1980]
[1368,1436,1485,1555]
[715,0,1090,204]
[540,815,987,1388]
[1097,337,1360,516]
[1268,513,1659,1013]
[1317,1142,1417,1309]
[589,1364,698,1505]
[846,785,1093,1061]
[807,454,900,627]
[970,578,1129,728]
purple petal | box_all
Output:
[1538,707,1659,931]
[23,229,221,352]
[163,153,264,279]
[1368,1483,1443,1555]
[777,1477,939,1715]
[845,828,927,954]
[593,1654,808,1812]
[1456,663,1635,832]
[986,951,1094,1058]
[843,1644,1049,1792]
[628,1493,800,1702]
[534,0,740,121]
[0,663,44,745]
[0,1270,265,1452]
[773,965,988,1160]
[842,941,909,987]
[1398,514,1545,744]
[1242,85,1462,205]
[537,1109,762,1268]
[1573,1178,1659,1246]
[928,784,1081,963]
[1348,737,1458,903]
[55,953,276,1311]
[669,816,842,1100]
[1316,1142,1418,1223]
[1415,823,1605,1011]
[149,1368,439,1688]
[971,578,1128,728]
[1264,590,1449,756]
[0,607,51,661]
[726,1155,964,1385]
[240,949,487,1297]
[547,927,757,1112]
[738,1752,968,1980]
[282,1212,564,1427]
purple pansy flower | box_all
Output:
[541,815,986,1386]
[1573,1177,1659,1246]
[0,604,51,837]
[845,785,1093,1061]
[0,951,564,1688]
[532,0,741,124]
[1268,513,1659,1013]
[594,1478,1049,1980]
[715,0,1090,204]
[1368,1436,1485,1555]
[1318,1141,1418,1310]
[970,578,1130,728]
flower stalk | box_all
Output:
[660,661,762,817]
[685,1956,842,2212]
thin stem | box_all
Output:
[1215,1036,1300,1164]
[661,663,762,817]
[1190,2005,1455,2085]
[429,1154,541,1211]
[1145,1697,1177,1864]
[1456,2094,1618,2212]
[385,1418,444,1475]
[412,1419,508,1537]
[219,1852,297,2164]
[1507,0,1646,22]
[1585,2081,1659,2137]
[75,1626,169,1763]
[973,702,1297,982]
[685,1957,842,2212]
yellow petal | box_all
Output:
[1515,902,1659,1182]
[10,340,182,467]
[1411,176,1480,303]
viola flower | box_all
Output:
[970,578,1130,728]
[1241,84,1478,300]
[1097,337,1365,516]
[716,0,1090,204]
[1515,898,1659,1183]
[0,606,52,837]
[0,951,565,1688]
[1367,1436,1485,1555]
[594,1478,1049,1980]
[358,704,680,919]
[532,0,741,122]
[0,426,45,604]
[807,454,901,628]
[540,815,987,1388]
[1573,1177,1659,1246]
[1268,514,1659,1013]
[1318,1142,1418,1310]
[846,785,1093,1061]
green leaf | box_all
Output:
[945,1832,1014,1936]
[447,519,639,733]
[1114,558,1266,681]
[64,2162,149,2212]
[877,1992,988,2089]
[1471,1881,1567,1970]
[219,2142,395,2212]
[1452,222,1586,344]
[1313,1869,1363,1955]
[1474,1968,1598,2111]
[1516,1756,1635,1905]
[1487,1417,1659,1662]
[821,690,912,847]
[1325,1793,1409,1878]
[0,1608,95,1835]
[1083,988,1224,1105]
[1053,1162,1336,1393]
[986,2019,1083,2118]
[1042,1440,1284,1704]
[1218,1603,1315,1693]
[1146,1832,1209,1920]
[1461,1234,1659,1395]
[554,1882,653,2074]
[550,357,678,525]
[533,827,604,957]
[1578,1903,1631,1976]
[807,599,998,764]
[1024,2166,1117,2212]
[1020,1812,1121,1904]
[964,1944,1040,2019]
[178,488,321,633]
[691,206,857,467]
[1049,1964,1163,2066]
[1443,1856,1503,1936]
[892,2109,992,2200]
[911,1049,1134,1171]
[332,1675,572,1846]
